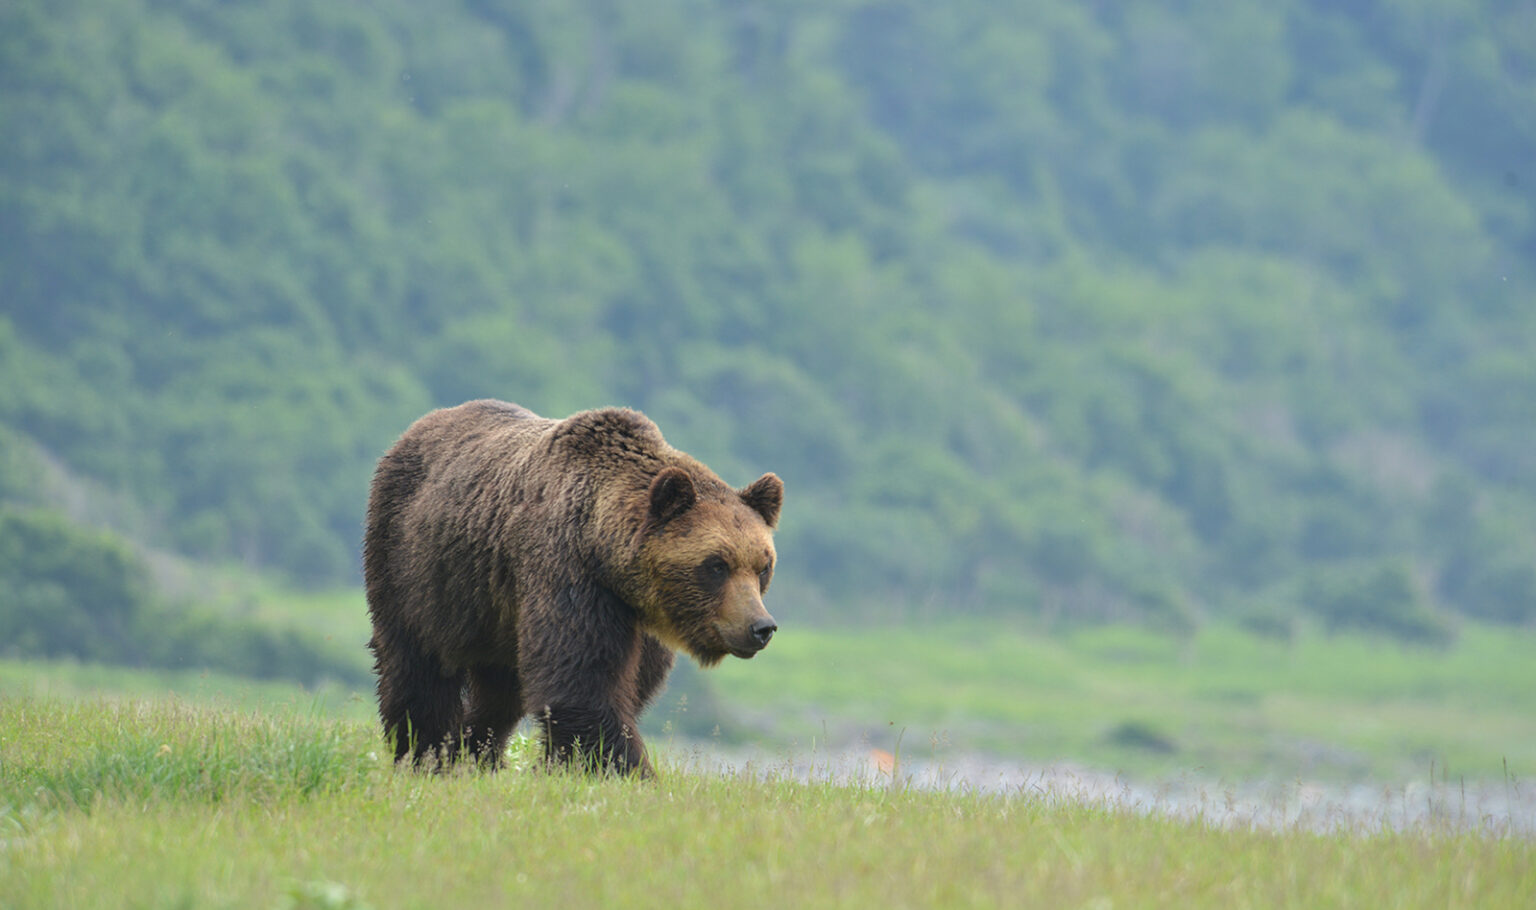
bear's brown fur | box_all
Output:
[363,400,782,776]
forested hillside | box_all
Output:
[3,0,1534,654]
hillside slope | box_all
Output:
[2,0,1533,636]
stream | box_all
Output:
[674,744,1535,837]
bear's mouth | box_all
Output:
[727,634,773,660]
[719,616,776,661]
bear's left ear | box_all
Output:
[648,466,698,525]
[739,473,783,529]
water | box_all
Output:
[676,745,1535,837]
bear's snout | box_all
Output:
[726,612,776,658]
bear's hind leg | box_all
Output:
[463,664,524,768]
[374,629,465,767]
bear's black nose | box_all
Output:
[750,618,777,647]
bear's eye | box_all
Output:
[758,566,772,590]
[702,556,730,585]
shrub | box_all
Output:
[0,507,148,662]
[1303,559,1456,647]
[0,506,366,685]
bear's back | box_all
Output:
[397,400,550,468]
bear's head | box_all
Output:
[630,466,782,667]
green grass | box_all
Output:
[236,586,374,660]
[0,656,378,724]
[0,699,375,809]
[1,699,1531,910]
[708,621,1536,782]
[8,595,1536,786]
[12,577,1535,786]
[81,584,1536,780]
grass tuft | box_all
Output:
[1,699,378,811]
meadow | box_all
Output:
[2,698,1532,910]
[706,620,1536,784]
[9,586,1536,786]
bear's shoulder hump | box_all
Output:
[552,407,665,457]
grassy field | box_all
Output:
[0,657,377,723]
[7,584,1535,786]
[1,698,1532,910]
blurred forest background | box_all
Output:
[3,0,1534,684]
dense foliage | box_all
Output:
[3,0,1534,647]
[0,506,363,683]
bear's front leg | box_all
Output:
[539,703,652,778]
[519,581,654,777]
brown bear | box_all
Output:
[363,399,782,777]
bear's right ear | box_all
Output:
[648,466,697,526]
[739,472,783,529]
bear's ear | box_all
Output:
[739,472,783,529]
[648,466,697,526]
